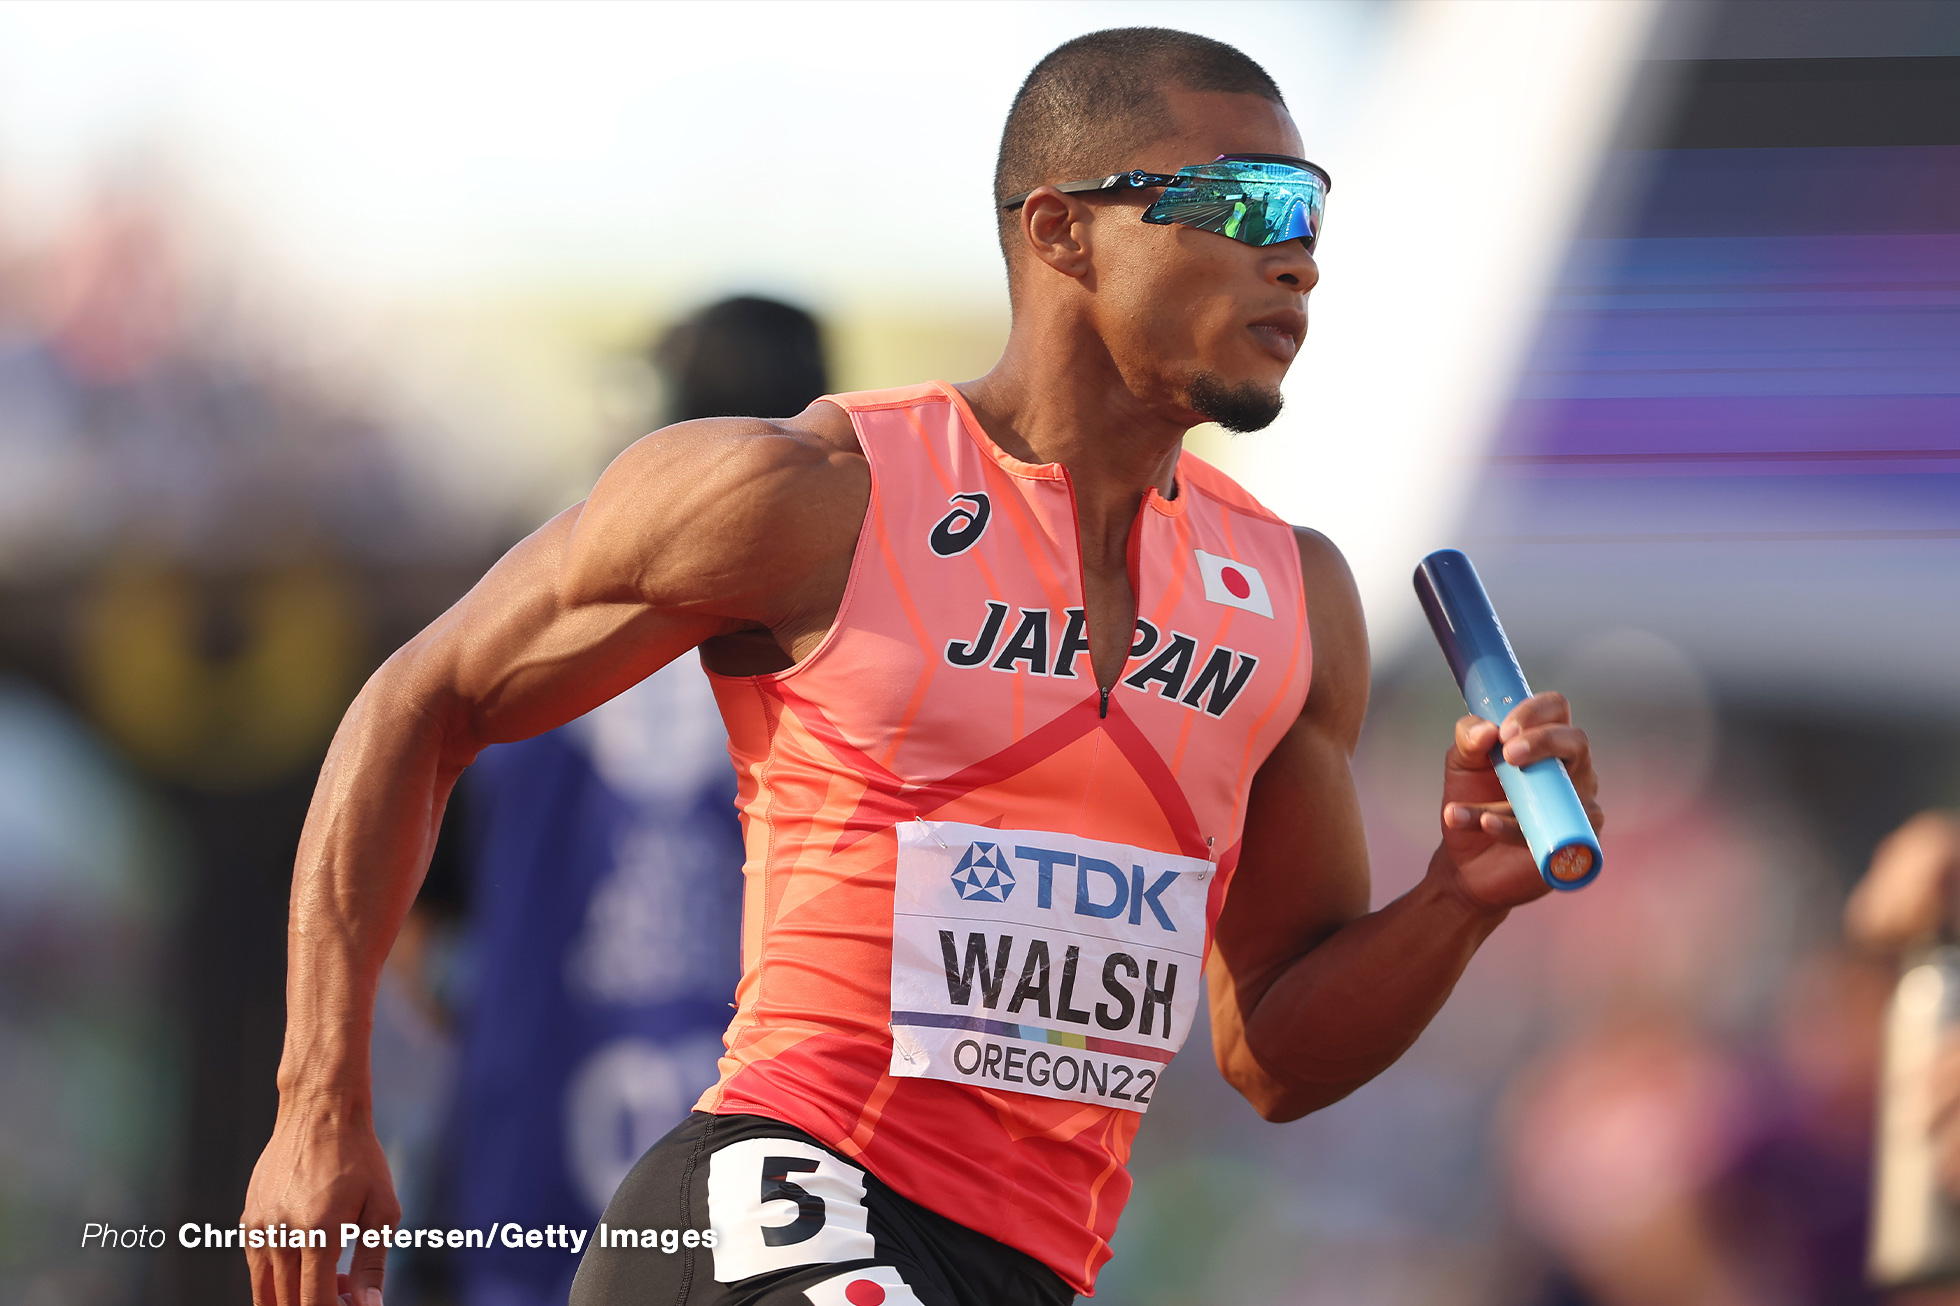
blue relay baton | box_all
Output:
[1413,549,1602,890]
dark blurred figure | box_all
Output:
[652,295,828,422]
[426,297,829,1306]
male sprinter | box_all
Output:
[245,28,1601,1306]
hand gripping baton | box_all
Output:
[1413,549,1602,890]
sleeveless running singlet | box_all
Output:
[697,382,1311,1293]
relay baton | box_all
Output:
[1413,549,1602,891]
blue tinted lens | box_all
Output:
[1140,160,1326,250]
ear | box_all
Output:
[1015,188,1094,281]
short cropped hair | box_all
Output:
[994,28,1286,262]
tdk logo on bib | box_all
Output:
[888,821,1211,1113]
[950,843,1015,902]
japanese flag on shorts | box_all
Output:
[802,1265,924,1306]
[1193,550,1273,618]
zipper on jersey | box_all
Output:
[1058,468,1150,720]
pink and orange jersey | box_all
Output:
[696,382,1311,1293]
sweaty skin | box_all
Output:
[243,84,1601,1306]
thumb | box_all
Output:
[350,1183,401,1306]
[347,1237,388,1306]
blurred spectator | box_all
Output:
[424,296,829,1306]
[1848,810,1960,1302]
[0,186,442,577]
[1504,948,1889,1306]
[0,179,501,1305]
[1507,1014,1759,1306]
[1496,802,1960,1306]
[651,295,828,424]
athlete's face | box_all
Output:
[1079,88,1317,432]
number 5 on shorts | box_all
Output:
[707,1138,876,1282]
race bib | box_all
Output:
[887,820,1212,1113]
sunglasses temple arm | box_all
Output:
[1001,171,1176,211]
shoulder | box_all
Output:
[1292,527,1359,619]
[564,401,869,611]
[1179,451,1291,527]
[603,399,862,493]
[1291,526,1369,744]
[1176,451,1366,724]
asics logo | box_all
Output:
[928,493,991,557]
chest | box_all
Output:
[715,395,1310,867]
[840,447,1300,774]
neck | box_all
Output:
[957,313,1189,565]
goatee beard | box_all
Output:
[1188,373,1284,433]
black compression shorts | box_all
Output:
[568,1112,1076,1306]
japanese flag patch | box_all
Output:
[1194,550,1273,618]
[802,1265,924,1306]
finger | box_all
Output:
[1478,810,1525,844]
[276,1246,303,1306]
[338,1272,355,1306]
[1499,724,1595,782]
[250,1247,278,1306]
[303,1243,338,1306]
[1498,725,1601,813]
[1446,796,1603,838]
[1444,801,1526,845]
[348,1186,397,1306]
[1451,715,1501,767]
[348,1236,389,1306]
[1499,691,1571,739]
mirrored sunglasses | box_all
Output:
[1001,153,1330,252]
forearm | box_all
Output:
[1213,847,1505,1120]
[278,658,470,1102]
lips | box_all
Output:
[1247,308,1307,363]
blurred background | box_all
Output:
[0,1,1954,1303]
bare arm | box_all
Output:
[1207,529,1601,1122]
[244,404,866,1306]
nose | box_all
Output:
[1269,242,1319,294]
